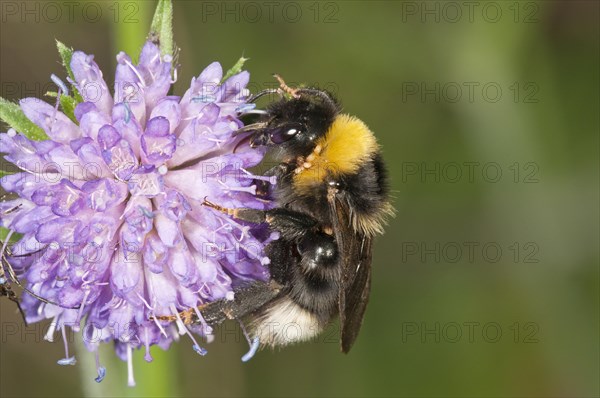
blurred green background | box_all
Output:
[1,1,598,397]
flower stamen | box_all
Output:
[94,350,107,383]
[56,324,77,366]
[237,320,260,362]
[44,315,59,342]
[127,344,136,387]
[136,293,168,338]
[239,168,278,185]
[73,289,91,331]
[50,74,70,96]
[144,327,153,362]
[193,306,214,336]
[170,304,207,356]
[217,180,257,196]
[123,58,146,88]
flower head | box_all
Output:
[0,41,273,385]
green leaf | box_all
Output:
[0,169,16,178]
[0,97,48,141]
[0,227,9,242]
[44,91,77,123]
[149,0,173,57]
[60,95,78,123]
[0,227,22,244]
[55,40,83,102]
[221,56,249,84]
[56,40,75,80]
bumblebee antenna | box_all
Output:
[248,89,282,103]
[273,74,300,98]
[248,75,337,107]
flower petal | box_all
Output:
[180,62,223,106]
[167,245,198,287]
[112,103,143,157]
[127,167,163,197]
[162,169,222,201]
[70,137,112,179]
[154,212,180,247]
[8,205,54,235]
[20,98,80,143]
[144,269,178,308]
[78,103,112,140]
[70,52,113,114]
[141,117,177,165]
[149,97,181,134]
[121,195,154,249]
[142,232,168,273]
[218,71,250,103]
[138,43,172,110]
[97,124,138,181]
[36,217,82,244]
[31,179,86,216]
[169,103,221,167]
[110,254,142,296]
[82,178,129,211]
[114,52,146,125]
[137,41,163,83]
[156,189,191,222]
[1,172,58,200]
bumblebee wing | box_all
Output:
[329,193,373,353]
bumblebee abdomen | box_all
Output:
[249,297,325,347]
[340,153,395,236]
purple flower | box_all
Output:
[0,41,274,385]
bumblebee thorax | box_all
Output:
[292,114,379,188]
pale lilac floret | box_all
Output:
[0,41,271,385]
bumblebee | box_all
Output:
[170,76,393,357]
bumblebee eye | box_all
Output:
[270,124,303,144]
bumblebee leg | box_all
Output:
[156,280,282,326]
[253,179,271,199]
[253,162,292,199]
[264,162,294,179]
[0,282,27,325]
[203,199,319,239]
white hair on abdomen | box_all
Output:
[250,297,324,347]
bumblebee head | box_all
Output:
[237,83,340,158]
